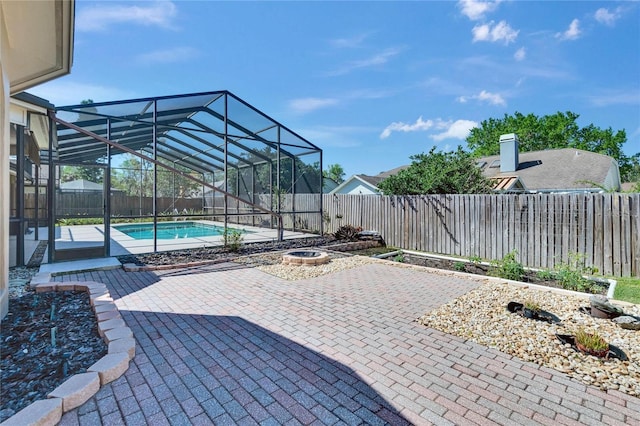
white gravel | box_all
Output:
[417,281,639,397]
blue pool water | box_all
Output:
[114,222,241,240]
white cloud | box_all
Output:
[556,19,581,41]
[289,97,339,114]
[298,125,375,148]
[330,33,371,48]
[431,120,478,141]
[380,116,435,139]
[594,7,622,26]
[380,117,479,141]
[514,47,526,61]
[27,80,137,106]
[457,90,506,106]
[472,21,519,45]
[136,47,199,64]
[458,0,502,21]
[587,89,640,107]
[327,47,403,76]
[76,1,177,32]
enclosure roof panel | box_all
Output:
[53,91,321,169]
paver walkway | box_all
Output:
[55,262,639,425]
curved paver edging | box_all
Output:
[1,282,135,426]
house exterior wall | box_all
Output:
[0,1,74,319]
[1,20,10,317]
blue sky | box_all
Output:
[31,0,640,178]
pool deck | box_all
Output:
[48,221,314,258]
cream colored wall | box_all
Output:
[1,7,10,318]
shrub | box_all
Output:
[536,269,554,281]
[453,261,466,272]
[555,253,599,293]
[333,225,361,241]
[490,250,524,281]
[393,254,405,263]
[223,227,244,252]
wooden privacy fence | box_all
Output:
[321,193,640,277]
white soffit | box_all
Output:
[3,0,74,94]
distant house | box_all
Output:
[330,166,408,194]
[333,134,621,195]
[477,134,621,193]
[59,179,103,192]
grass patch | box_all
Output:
[614,277,640,304]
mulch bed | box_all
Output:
[0,291,107,422]
[400,254,608,295]
[117,236,338,266]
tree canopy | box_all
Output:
[465,111,636,181]
[378,147,492,195]
[323,164,345,184]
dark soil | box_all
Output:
[0,291,107,422]
[117,235,337,266]
[399,254,608,295]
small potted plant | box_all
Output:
[574,328,609,358]
[523,300,541,319]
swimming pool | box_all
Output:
[113,222,245,240]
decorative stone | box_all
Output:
[613,315,640,330]
[94,303,118,315]
[88,353,130,385]
[47,372,100,412]
[104,327,133,343]
[98,318,125,338]
[589,295,624,316]
[108,337,136,360]
[34,283,58,293]
[96,310,121,322]
[0,398,62,426]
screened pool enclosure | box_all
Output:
[47,91,323,262]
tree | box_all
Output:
[323,164,345,184]
[378,147,492,195]
[60,165,104,183]
[620,153,640,184]
[466,111,633,178]
[111,155,201,198]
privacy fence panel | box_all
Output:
[322,193,640,277]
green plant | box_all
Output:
[555,252,599,293]
[453,261,466,272]
[393,254,405,263]
[469,255,482,265]
[490,250,524,281]
[523,300,541,313]
[334,225,361,241]
[223,227,244,251]
[574,328,608,352]
[536,269,554,281]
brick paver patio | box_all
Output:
[54,262,639,425]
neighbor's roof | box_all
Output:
[477,148,617,191]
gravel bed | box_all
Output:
[417,281,640,397]
[235,252,376,281]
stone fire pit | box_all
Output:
[282,250,330,266]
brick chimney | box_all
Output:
[499,133,519,173]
